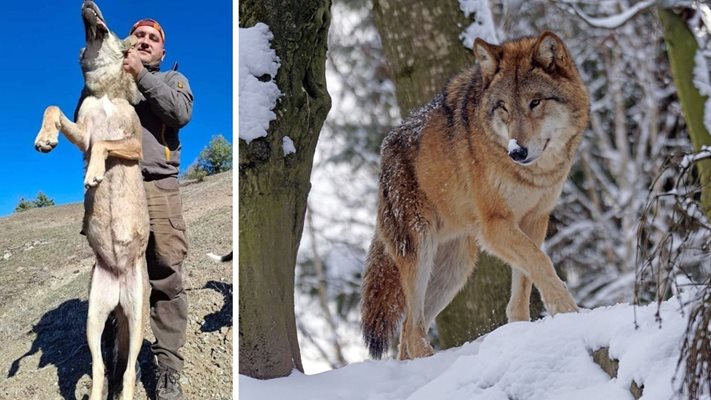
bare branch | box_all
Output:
[566,0,657,29]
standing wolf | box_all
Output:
[33,1,148,398]
[360,32,590,360]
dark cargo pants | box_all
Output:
[144,176,189,372]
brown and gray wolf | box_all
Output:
[34,1,148,398]
[360,32,590,360]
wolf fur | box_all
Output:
[33,1,148,398]
[360,31,590,360]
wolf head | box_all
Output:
[79,1,140,104]
[473,32,589,166]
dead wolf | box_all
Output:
[33,1,148,398]
[360,32,590,360]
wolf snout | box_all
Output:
[508,146,528,163]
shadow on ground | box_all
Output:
[200,281,232,333]
[7,298,156,400]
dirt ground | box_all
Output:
[0,171,233,399]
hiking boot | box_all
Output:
[155,367,184,400]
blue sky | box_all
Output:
[0,1,232,216]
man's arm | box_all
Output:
[134,69,194,128]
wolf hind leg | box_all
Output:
[87,262,120,400]
[397,232,437,360]
[118,258,145,400]
[423,236,479,327]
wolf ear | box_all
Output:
[474,38,502,84]
[533,31,571,75]
[121,35,138,51]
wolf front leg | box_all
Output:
[506,214,550,322]
[84,136,143,188]
[479,215,578,317]
[34,106,89,153]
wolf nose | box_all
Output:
[509,147,528,162]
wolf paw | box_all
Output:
[34,137,58,153]
[399,336,434,360]
[545,294,579,316]
[84,172,104,188]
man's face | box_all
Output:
[132,25,165,66]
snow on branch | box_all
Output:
[568,0,657,29]
[680,146,711,169]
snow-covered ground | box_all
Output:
[241,296,704,400]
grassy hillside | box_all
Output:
[0,171,233,399]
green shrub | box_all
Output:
[184,164,209,182]
[15,192,55,213]
[197,135,232,175]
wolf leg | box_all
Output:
[397,232,437,360]
[423,235,478,327]
[34,106,89,153]
[118,259,145,400]
[84,136,142,188]
[506,215,549,321]
[479,216,577,317]
[87,262,120,400]
[507,270,532,322]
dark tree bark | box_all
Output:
[372,0,526,350]
[239,0,332,379]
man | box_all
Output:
[123,18,193,400]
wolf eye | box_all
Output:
[529,99,541,109]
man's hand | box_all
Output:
[123,48,144,78]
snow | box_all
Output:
[680,145,711,169]
[239,23,281,143]
[459,0,498,47]
[282,136,296,155]
[692,49,711,135]
[241,298,701,400]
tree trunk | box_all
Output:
[372,0,524,350]
[372,0,474,114]
[658,8,711,219]
[238,0,332,379]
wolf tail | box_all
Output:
[360,237,405,359]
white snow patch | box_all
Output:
[282,136,296,156]
[459,0,498,47]
[239,23,281,143]
[680,145,711,169]
[241,299,695,400]
[693,49,711,136]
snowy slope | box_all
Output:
[240,298,701,400]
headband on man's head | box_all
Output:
[130,18,165,43]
